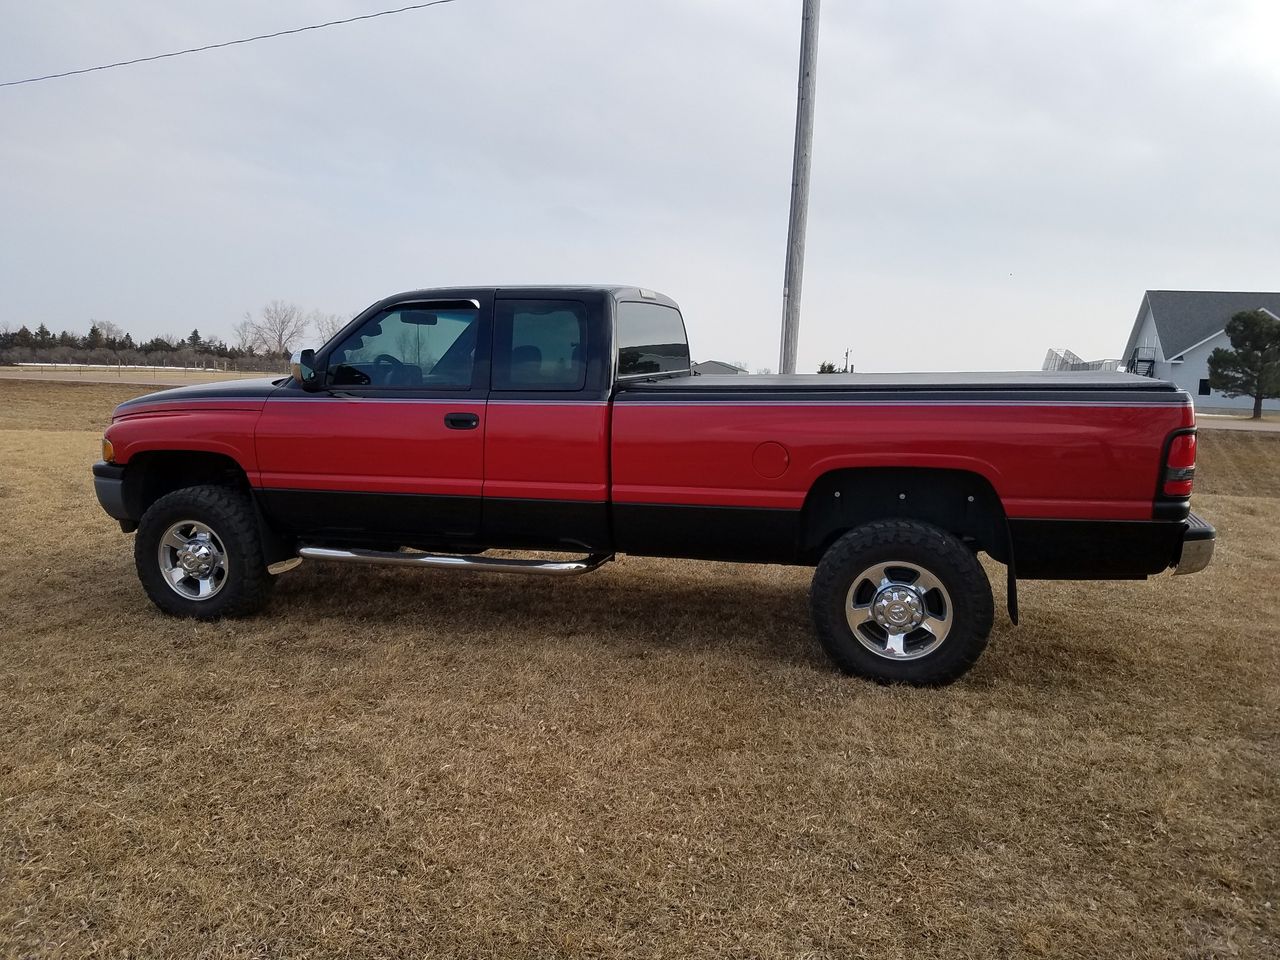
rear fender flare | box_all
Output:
[801,466,1018,623]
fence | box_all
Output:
[9,362,284,379]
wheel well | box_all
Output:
[801,468,1010,564]
[120,451,296,565]
[121,451,250,518]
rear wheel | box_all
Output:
[135,485,274,619]
[810,519,994,685]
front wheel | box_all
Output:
[134,485,274,619]
[810,520,994,685]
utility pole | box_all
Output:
[778,0,821,375]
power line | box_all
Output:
[0,0,461,89]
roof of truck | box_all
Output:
[379,286,679,308]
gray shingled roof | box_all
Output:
[1124,290,1280,361]
[692,360,747,375]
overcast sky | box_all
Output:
[2,0,1278,372]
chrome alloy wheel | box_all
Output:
[157,520,229,601]
[845,561,953,661]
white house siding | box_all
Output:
[1131,304,1166,362]
[1157,331,1280,412]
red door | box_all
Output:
[254,295,491,544]
[479,295,612,551]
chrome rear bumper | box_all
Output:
[1174,513,1215,575]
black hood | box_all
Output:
[114,376,286,415]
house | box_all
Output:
[692,360,747,375]
[1122,290,1280,412]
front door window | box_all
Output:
[329,303,478,389]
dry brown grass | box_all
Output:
[1197,430,1280,498]
[0,380,167,432]
[1,380,1277,959]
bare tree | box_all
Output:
[98,320,125,341]
[239,301,308,357]
[233,316,258,354]
[308,310,347,343]
[259,300,308,355]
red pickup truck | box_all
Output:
[93,286,1214,685]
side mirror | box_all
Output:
[290,349,321,392]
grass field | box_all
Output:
[1,379,1277,959]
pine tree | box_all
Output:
[1207,310,1280,419]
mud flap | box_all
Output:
[1004,520,1020,625]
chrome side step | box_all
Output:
[297,546,614,577]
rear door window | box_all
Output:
[492,300,588,391]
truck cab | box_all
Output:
[272,286,684,554]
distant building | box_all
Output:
[692,360,747,375]
[1122,290,1280,411]
[1042,348,1122,373]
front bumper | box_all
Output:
[1174,512,1215,575]
[92,461,132,522]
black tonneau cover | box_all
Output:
[615,371,1188,404]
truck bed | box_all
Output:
[607,367,1195,568]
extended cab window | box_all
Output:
[616,301,690,377]
[329,303,478,389]
[492,300,587,391]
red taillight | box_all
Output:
[1163,433,1196,498]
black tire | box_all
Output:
[134,485,274,620]
[810,519,994,686]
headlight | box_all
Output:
[102,437,115,462]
